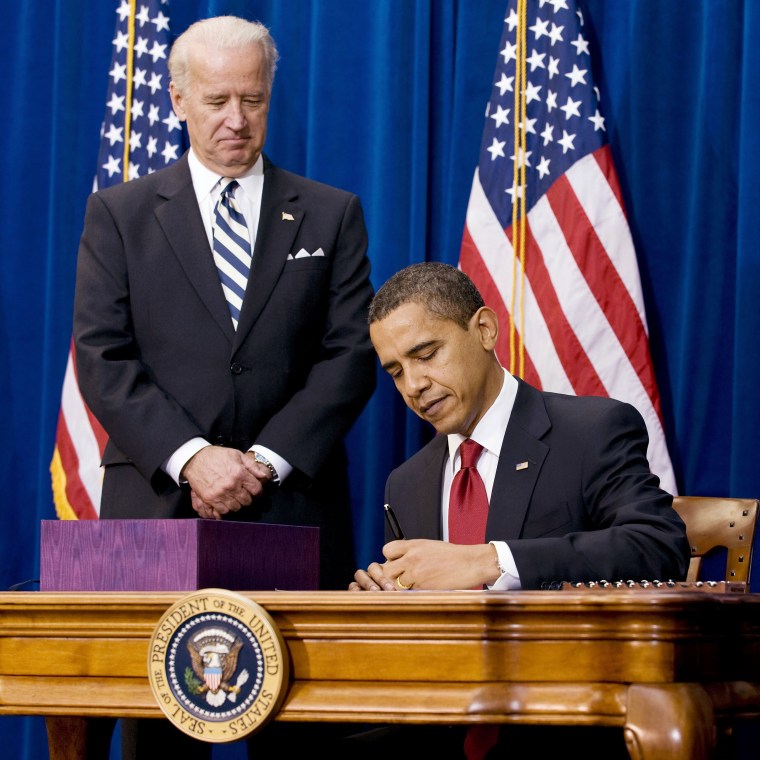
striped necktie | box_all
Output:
[212,178,252,329]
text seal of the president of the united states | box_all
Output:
[148,588,288,742]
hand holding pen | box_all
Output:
[384,503,405,540]
[348,504,410,592]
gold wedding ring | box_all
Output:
[396,576,413,590]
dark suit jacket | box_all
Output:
[73,153,376,588]
[384,377,690,588]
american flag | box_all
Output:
[50,0,184,519]
[458,0,677,495]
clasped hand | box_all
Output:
[182,446,273,519]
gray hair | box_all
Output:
[168,16,280,94]
[369,262,485,330]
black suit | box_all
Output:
[384,377,690,586]
[73,152,376,589]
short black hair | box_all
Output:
[369,262,485,330]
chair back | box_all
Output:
[671,496,759,587]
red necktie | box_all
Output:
[450,441,497,758]
[464,725,500,760]
[448,439,489,544]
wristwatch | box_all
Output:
[253,452,280,485]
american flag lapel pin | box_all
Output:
[515,461,529,471]
[282,211,295,221]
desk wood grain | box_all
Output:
[1,590,759,759]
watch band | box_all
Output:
[253,452,280,485]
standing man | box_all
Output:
[73,13,375,760]
[74,14,375,590]
[351,262,689,593]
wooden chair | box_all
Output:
[672,496,759,587]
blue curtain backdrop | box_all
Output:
[1,1,758,757]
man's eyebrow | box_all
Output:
[380,340,438,372]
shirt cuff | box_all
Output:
[488,540,522,590]
[163,438,210,485]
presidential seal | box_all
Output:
[148,589,288,742]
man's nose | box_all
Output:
[404,365,430,396]
[224,102,246,129]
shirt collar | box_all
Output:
[447,368,517,466]
[187,148,264,200]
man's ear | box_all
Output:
[472,306,499,350]
[169,82,186,121]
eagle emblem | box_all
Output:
[186,627,249,707]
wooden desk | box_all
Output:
[0,589,759,759]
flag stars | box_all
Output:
[527,50,546,71]
[571,33,590,56]
[102,154,121,178]
[495,72,514,95]
[107,93,126,115]
[525,81,542,103]
[132,99,145,119]
[536,156,551,179]
[104,124,123,146]
[501,40,517,63]
[134,37,149,58]
[588,109,606,131]
[486,137,507,161]
[113,30,129,53]
[519,116,537,134]
[161,141,179,163]
[130,131,142,151]
[540,123,554,145]
[136,5,151,26]
[505,182,524,203]
[546,90,558,112]
[146,136,158,157]
[152,11,170,32]
[511,147,532,168]
[149,41,168,62]
[128,161,141,180]
[133,68,147,89]
[530,17,550,40]
[551,0,569,12]
[490,104,510,128]
[558,129,576,153]
[162,111,181,132]
[565,64,587,86]
[560,95,581,119]
[547,56,560,78]
[505,8,519,31]
[548,23,564,46]
[109,62,127,83]
[116,0,130,22]
[148,72,163,94]
[147,104,160,125]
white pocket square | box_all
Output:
[288,247,325,260]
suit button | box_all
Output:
[230,363,243,375]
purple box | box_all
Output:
[40,519,319,591]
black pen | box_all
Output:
[384,503,405,540]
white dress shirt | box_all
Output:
[443,368,522,590]
[162,149,292,485]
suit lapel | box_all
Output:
[487,378,551,540]
[411,436,449,539]
[234,160,303,347]
[154,155,235,341]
